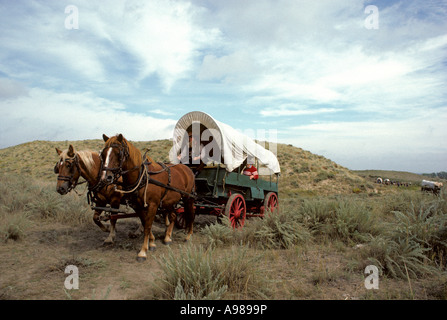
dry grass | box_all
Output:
[1,139,375,196]
[0,140,446,300]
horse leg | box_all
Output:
[137,204,157,262]
[163,211,176,245]
[93,209,110,233]
[103,201,120,245]
[184,197,195,242]
[103,218,117,245]
[165,212,170,227]
[128,224,144,238]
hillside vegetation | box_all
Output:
[1,139,379,196]
[1,139,447,300]
[354,169,443,185]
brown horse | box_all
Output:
[100,134,196,262]
[54,145,127,244]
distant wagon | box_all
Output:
[170,111,281,229]
[421,179,443,195]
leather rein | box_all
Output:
[101,142,196,205]
[54,154,85,193]
[55,153,105,199]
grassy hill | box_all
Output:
[0,139,375,196]
[354,169,445,185]
[1,139,447,300]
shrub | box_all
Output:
[0,174,41,213]
[296,198,337,237]
[202,208,311,250]
[154,244,267,299]
[352,187,361,194]
[390,199,447,267]
[314,171,330,183]
[25,188,63,219]
[296,197,377,244]
[357,196,447,279]
[363,235,435,279]
[156,244,226,300]
[334,199,377,243]
[249,209,311,249]
[22,185,92,226]
[0,211,32,242]
[201,216,236,248]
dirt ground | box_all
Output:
[1,213,445,300]
[0,215,219,300]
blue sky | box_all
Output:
[0,0,446,172]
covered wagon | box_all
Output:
[170,111,281,228]
[421,179,443,195]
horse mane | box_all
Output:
[60,149,97,172]
[77,150,98,172]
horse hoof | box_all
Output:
[102,240,114,246]
[163,241,172,246]
[149,246,156,251]
[136,256,147,262]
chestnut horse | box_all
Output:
[54,145,125,244]
[100,134,196,262]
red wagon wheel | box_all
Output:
[225,193,246,229]
[174,208,186,229]
[264,192,278,214]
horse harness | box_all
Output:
[101,142,138,183]
[102,141,197,201]
[125,159,197,206]
[54,152,109,205]
[54,154,84,193]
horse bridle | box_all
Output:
[54,154,82,192]
[101,142,131,183]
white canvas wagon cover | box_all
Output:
[170,111,281,174]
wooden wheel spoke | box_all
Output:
[264,192,278,214]
[225,193,246,229]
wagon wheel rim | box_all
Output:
[228,195,246,229]
[267,193,278,212]
[176,211,186,229]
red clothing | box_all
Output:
[243,164,259,180]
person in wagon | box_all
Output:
[177,131,205,164]
[243,162,259,180]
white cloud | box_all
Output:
[260,105,339,117]
[148,108,175,116]
[0,1,220,91]
[197,51,258,83]
[198,0,447,119]
[79,0,221,91]
[0,0,446,172]
[0,78,29,100]
[0,88,176,148]
[282,108,447,172]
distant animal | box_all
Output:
[384,178,390,185]
[376,178,383,184]
[100,134,196,262]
